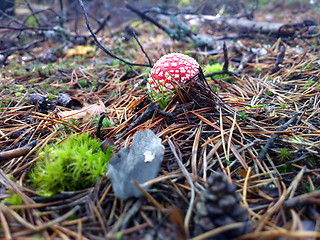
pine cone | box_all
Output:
[193,173,249,239]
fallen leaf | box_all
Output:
[65,45,95,58]
[58,100,105,119]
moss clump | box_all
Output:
[278,148,293,163]
[204,63,235,80]
[2,192,23,206]
[29,133,113,197]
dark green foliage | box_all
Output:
[2,192,23,206]
[204,63,235,81]
[278,163,294,173]
[278,148,293,162]
[238,111,247,121]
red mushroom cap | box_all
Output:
[147,53,199,96]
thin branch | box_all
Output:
[93,14,110,35]
[0,38,45,55]
[284,189,320,208]
[78,0,151,68]
[25,0,41,27]
[132,30,152,66]
[125,2,168,34]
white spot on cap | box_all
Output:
[148,53,199,97]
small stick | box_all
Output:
[235,52,255,75]
[96,113,105,140]
[258,113,298,162]
[284,189,320,208]
[191,222,246,240]
[270,45,286,74]
[0,140,38,162]
[222,42,229,72]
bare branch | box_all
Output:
[131,30,152,66]
[78,0,152,68]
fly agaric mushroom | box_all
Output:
[147,53,199,97]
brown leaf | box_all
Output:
[58,100,105,119]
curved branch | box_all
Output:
[78,0,152,68]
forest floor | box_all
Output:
[0,1,320,239]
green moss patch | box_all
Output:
[29,133,113,197]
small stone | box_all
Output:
[107,129,165,199]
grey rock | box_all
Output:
[107,129,165,199]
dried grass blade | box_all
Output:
[0,204,80,232]
[203,145,207,181]
[191,222,246,240]
[191,120,202,175]
[207,139,222,169]
[98,184,112,205]
[287,165,307,199]
[255,180,287,232]
[106,223,149,239]
[0,208,12,240]
[226,112,237,161]
[55,225,90,240]
[191,111,220,131]
[131,180,166,213]
[219,108,228,161]
[88,199,108,236]
[166,136,195,238]
[239,230,320,239]
[229,143,249,170]
[140,173,183,187]
[201,131,230,147]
